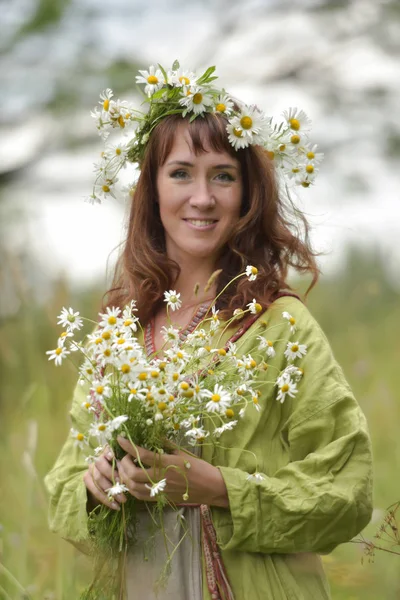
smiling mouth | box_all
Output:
[183,219,218,226]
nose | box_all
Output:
[189,178,216,210]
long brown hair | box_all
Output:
[104,113,319,324]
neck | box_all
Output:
[172,256,217,308]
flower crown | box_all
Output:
[88,60,323,204]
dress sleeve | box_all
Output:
[212,304,374,555]
[44,381,94,554]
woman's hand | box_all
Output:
[117,436,229,508]
[83,446,127,511]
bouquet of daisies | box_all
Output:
[46,268,307,596]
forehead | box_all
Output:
[161,121,239,166]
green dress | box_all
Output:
[44,296,373,599]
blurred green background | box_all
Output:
[1,0,400,598]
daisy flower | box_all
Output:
[247,299,263,314]
[46,346,70,366]
[299,143,324,167]
[284,341,307,362]
[282,311,297,334]
[145,478,167,497]
[104,142,129,163]
[161,325,181,344]
[57,307,83,332]
[106,482,129,500]
[136,65,165,96]
[245,265,258,281]
[94,174,118,201]
[276,378,298,403]
[171,68,197,89]
[99,88,113,113]
[226,121,250,150]
[90,379,113,403]
[164,290,182,312]
[57,330,74,347]
[283,107,312,133]
[89,421,112,444]
[214,420,238,438]
[204,384,232,414]
[108,415,129,432]
[179,87,214,116]
[70,428,86,450]
[277,365,303,384]
[184,427,210,444]
[99,306,121,329]
[246,472,265,482]
[233,105,268,140]
[257,336,276,358]
[214,93,234,116]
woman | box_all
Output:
[45,64,373,600]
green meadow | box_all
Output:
[1,248,399,599]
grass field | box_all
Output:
[1,249,399,599]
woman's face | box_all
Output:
[156,124,243,267]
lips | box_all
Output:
[183,219,218,225]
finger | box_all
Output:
[95,455,119,481]
[118,437,164,468]
[118,454,158,484]
[83,469,120,511]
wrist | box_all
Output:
[208,467,229,508]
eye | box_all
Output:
[215,172,235,182]
[170,169,189,179]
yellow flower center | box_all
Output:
[251,266,258,275]
[159,361,166,371]
[215,103,226,112]
[289,317,296,325]
[96,386,104,394]
[121,364,130,374]
[254,303,262,313]
[306,164,314,174]
[237,389,244,396]
[240,116,253,130]
[252,396,259,404]
[118,115,125,128]
[218,348,227,356]
[279,144,286,151]
[183,390,194,398]
[130,388,137,395]
[172,373,179,381]
[267,340,273,347]
[60,332,68,338]
[291,134,300,144]
[302,181,310,188]
[102,185,110,193]
[84,402,91,409]
[151,370,159,378]
[307,151,315,159]
[98,424,106,431]
[117,338,126,345]
[180,382,189,390]
[173,423,180,430]
[179,76,190,85]
[233,127,243,138]
[176,351,184,359]
[147,75,158,84]
[55,347,62,355]
[116,148,121,155]
[281,384,289,393]
[103,349,111,357]
[226,408,235,418]
[292,168,300,174]
[124,319,133,326]
[291,344,299,352]
[158,402,167,412]
[250,359,257,368]
[193,93,203,105]
[208,369,214,375]
[108,316,117,325]
[289,118,300,131]
[102,331,111,340]
[266,151,275,161]
[211,394,221,403]
[103,99,109,111]
[138,372,147,381]
[77,433,84,441]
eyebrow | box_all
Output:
[166,160,238,170]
